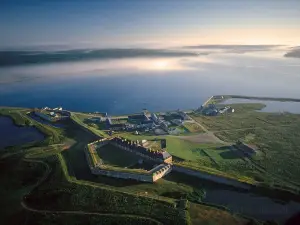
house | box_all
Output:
[106,118,126,131]
[171,119,183,126]
[219,106,235,114]
[141,120,155,128]
[49,112,56,117]
[128,113,149,123]
[205,109,218,116]
[151,113,159,123]
[177,110,189,120]
[160,121,169,132]
[214,95,224,100]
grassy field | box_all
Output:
[23,212,162,225]
[117,132,255,181]
[189,203,249,225]
[183,122,204,133]
[97,144,141,167]
[0,107,256,225]
[0,155,45,224]
[191,103,300,187]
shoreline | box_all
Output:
[217,95,300,103]
[2,95,300,117]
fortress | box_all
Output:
[84,137,173,182]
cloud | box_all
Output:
[182,44,284,54]
[0,48,197,67]
[284,46,300,58]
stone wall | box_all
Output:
[110,142,164,163]
[152,164,172,181]
[85,138,172,182]
[172,165,252,190]
[91,167,153,182]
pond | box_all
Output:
[222,98,300,114]
[205,187,300,223]
[0,116,45,149]
[168,172,300,224]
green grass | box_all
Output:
[192,103,300,188]
[183,122,204,133]
[189,203,250,225]
[0,107,259,225]
[26,154,189,225]
[24,212,162,225]
[97,144,141,167]
[0,155,45,224]
[71,113,107,137]
[116,132,257,184]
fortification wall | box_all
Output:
[172,165,252,190]
[90,167,153,182]
[85,138,172,182]
[153,164,172,181]
[90,138,110,148]
[110,142,164,163]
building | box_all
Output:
[219,106,235,114]
[128,112,149,123]
[110,137,172,163]
[177,110,189,120]
[141,120,155,128]
[34,107,70,122]
[106,118,126,131]
[171,119,183,126]
[160,121,169,132]
[204,109,218,116]
[151,113,159,123]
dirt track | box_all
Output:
[177,132,227,144]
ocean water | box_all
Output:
[0,116,45,149]
[0,51,300,115]
[222,98,300,114]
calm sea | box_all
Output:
[1,52,300,115]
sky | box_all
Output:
[0,0,300,49]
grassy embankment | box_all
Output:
[0,108,64,146]
[72,103,300,190]
[73,110,257,184]
[0,109,190,225]
[71,112,107,137]
[191,102,300,191]
[87,142,151,174]
[115,132,256,184]
[183,122,204,133]
[0,108,254,225]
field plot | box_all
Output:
[116,132,254,181]
[183,122,204,133]
[192,103,300,186]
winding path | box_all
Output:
[21,158,163,225]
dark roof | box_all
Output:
[142,120,154,124]
[110,123,126,128]
[128,113,147,120]
[106,118,112,125]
